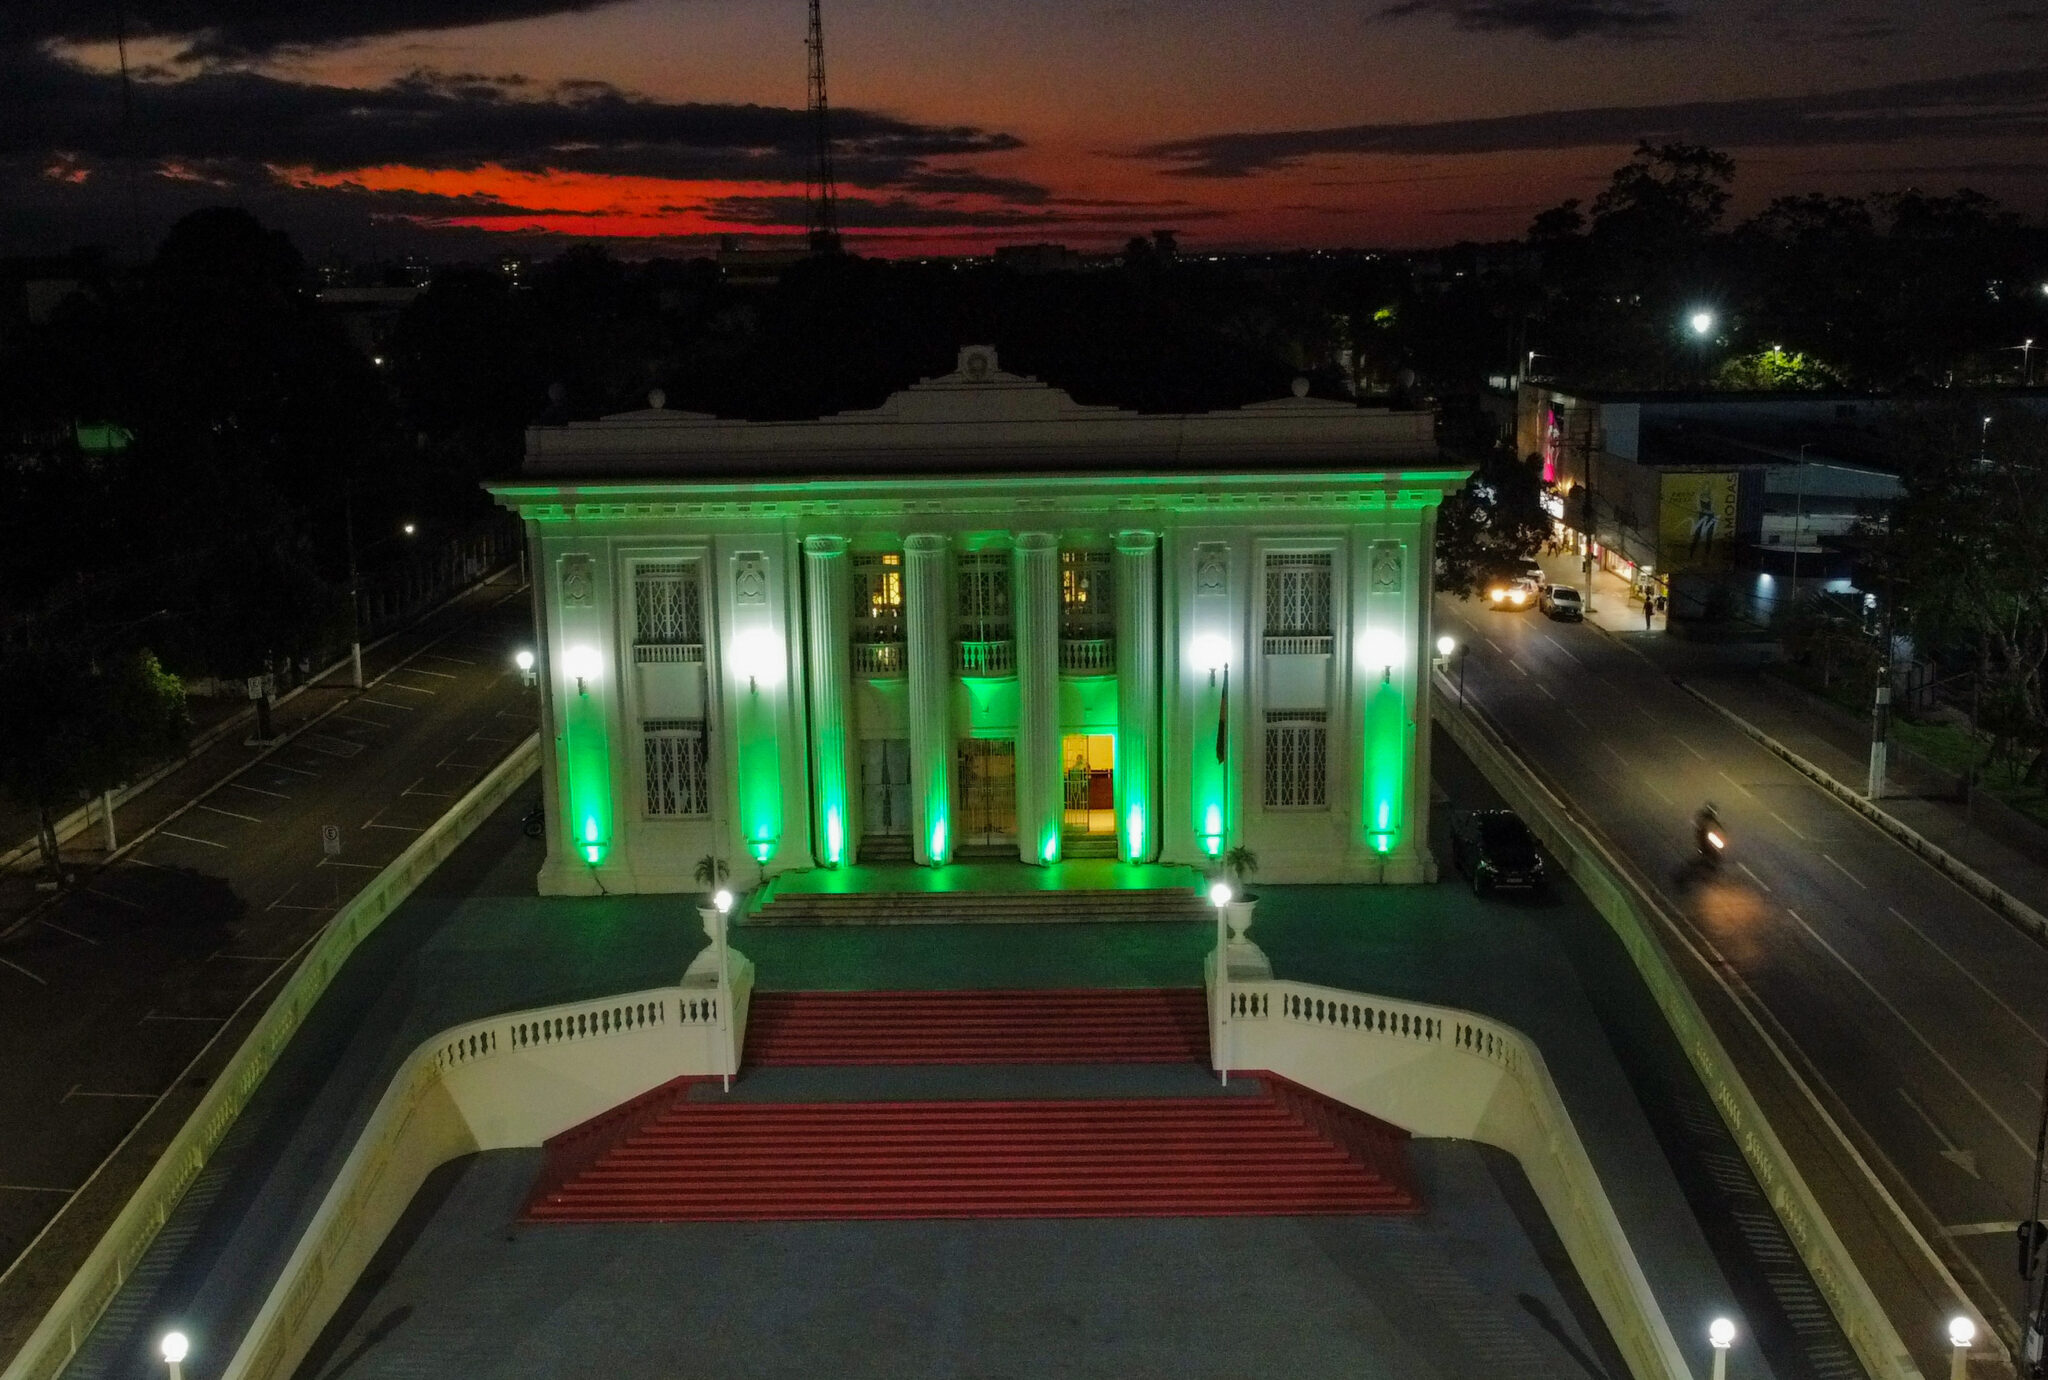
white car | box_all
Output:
[1486,577,1538,611]
[1539,584,1584,621]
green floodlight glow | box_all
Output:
[1126,805,1145,860]
[929,816,948,864]
[824,807,844,865]
[1364,676,1406,858]
[749,837,775,865]
[1042,833,1059,864]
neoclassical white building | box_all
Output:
[489,347,1464,894]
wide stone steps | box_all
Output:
[744,988,1210,1066]
[745,887,1207,927]
[525,1085,1419,1222]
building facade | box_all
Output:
[490,348,1463,895]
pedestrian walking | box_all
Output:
[1643,599,1654,630]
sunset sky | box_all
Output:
[3,0,2045,259]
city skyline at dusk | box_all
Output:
[4,0,2046,258]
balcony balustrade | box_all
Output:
[957,639,1015,676]
[851,641,905,677]
[1059,637,1116,674]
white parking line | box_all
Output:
[1822,853,1869,890]
[141,1010,222,1023]
[0,956,47,985]
[467,732,515,744]
[197,803,261,823]
[267,762,318,776]
[333,713,391,729]
[318,857,379,870]
[427,653,478,665]
[40,918,100,945]
[225,781,289,799]
[0,1183,73,1194]
[1784,906,2033,1156]
[358,698,418,711]
[402,667,459,680]
[1674,736,1709,761]
[1944,1221,2022,1237]
[63,1084,155,1101]
[85,887,147,911]
[364,821,425,833]
[208,951,289,962]
[381,683,436,696]
[158,830,227,849]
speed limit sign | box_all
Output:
[321,824,342,857]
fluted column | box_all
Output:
[904,534,953,865]
[1013,533,1062,864]
[1114,531,1160,862]
[801,535,852,866]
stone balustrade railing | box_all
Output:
[850,640,903,677]
[1058,637,1115,674]
[225,967,750,1380]
[957,639,1015,676]
[1211,973,1690,1380]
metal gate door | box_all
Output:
[860,739,911,836]
[956,738,1016,846]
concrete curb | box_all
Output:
[1434,672,1932,1380]
[0,737,540,1380]
[1680,682,2048,947]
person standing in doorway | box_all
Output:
[1644,598,1654,630]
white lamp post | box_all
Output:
[1708,1317,1735,1380]
[160,1331,189,1380]
[712,888,735,1090]
[1948,1315,1975,1380]
[514,648,536,688]
[1209,879,1233,1086]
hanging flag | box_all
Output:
[1215,665,1229,763]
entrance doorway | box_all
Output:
[1061,733,1116,837]
[860,739,911,850]
[956,738,1017,849]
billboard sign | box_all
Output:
[1658,472,1737,571]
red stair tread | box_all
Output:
[745,989,1209,1067]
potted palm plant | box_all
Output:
[1216,845,1268,978]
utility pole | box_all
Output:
[344,485,364,689]
[1867,564,1893,800]
[804,0,842,255]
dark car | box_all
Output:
[1449,809,1547,896]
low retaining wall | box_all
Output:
[0,737,541,1380]
[1218,978,1690,1380]
[226,972,750,1380]
[1436,681,1924,1380]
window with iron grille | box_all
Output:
[956,551,1012,643]
[634,562,703,646]
[643,718,708,817]
[1263,711,1328,809]
[851,552,904,643]
[1263,553,1332,638]
[1060,550,1114,640]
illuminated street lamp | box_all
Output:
[514,647,536,688]
[1688,310,1716,337]
[159,1331,189,1380]
[1948,1315,1975,1380]
[1707,1318,1735,1380]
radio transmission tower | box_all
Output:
[804,0,842,254]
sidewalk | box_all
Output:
[1528,551,2048,934]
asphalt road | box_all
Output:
[1436,576,2048,1358]
[0,573,538,1278]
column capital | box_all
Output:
[904,532,950,553]
[1115,529,1159,553]
[801,534,849,556]
[1013,531,1060,553]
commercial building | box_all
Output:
[489,347,1461,893]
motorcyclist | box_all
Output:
[1695,802,1725,860]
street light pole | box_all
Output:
[1949,1316,1975,1380]
[344,486,364,690]
[1709,1318,1735,1380]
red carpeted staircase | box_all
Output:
[523,1078,1418,1222]
[744,988,1209,1066]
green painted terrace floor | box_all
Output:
[754,858,1203,899]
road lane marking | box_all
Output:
[1639,774,1676,806]
[40,918,100,945]
[1630,703,1660,725]
[1897,1087,1980,1177]
[467,732,515,744]
[1602,743,1629,766]
[225,781,288,799]
[1768,811,1806,840]
[1562,705,1591,729]
[1715,770,1755,798]
[208,951,289,962]
[1484,637,1505,655]
[0,956,47,985]
[267,762,318,776]
[1542,634,1583,665]
[400,667,459,680]
[1822,853,1869,890]
[1736,862,1773,893]
[1675,736,1709,761]
[1536,683,1558,700]
[1885,905,2048,1049]
[141,1010,222,1023]
[63,1085,155,1101]
[332,713,391,728]
[426,653,478,665]
[380,682,436,696]
[364,821,425,833]
[1785,906,2034,1157]
[318,858,379,870]
[157,830,227,849]
[0,1183,73,1193]
[197,804,261,823]
[1944,1222,2021,1237]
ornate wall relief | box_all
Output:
[559,554,595,606]
[733,552,769,606]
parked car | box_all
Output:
[1485,576,1537,611]
[1521,560,1546,586]
[1449,809,1547,896]
[1540,584,1584,621]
